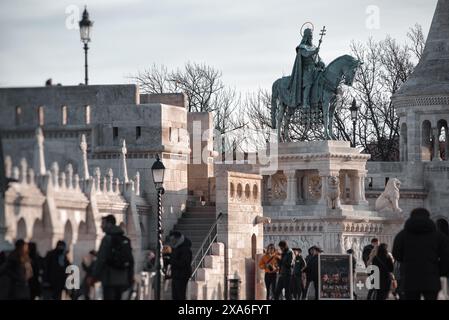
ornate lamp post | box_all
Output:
[350,98,359,148]
[79,6,93,85]
[151,154,165,300]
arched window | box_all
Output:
[85,105,91,124]
[37,106,45,126]
[61,105,67,125]
[15,106,22,126]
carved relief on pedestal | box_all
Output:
[307,175,322,200]
[271,172,287,200]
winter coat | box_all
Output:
[170,237,193,280]
[293,255,306,276]
[258,253,279,274]
[5,251,31,300]
[93,225,134,288]
[305,255,319,282]
[392,215,449,292]
[43,249,70,292]
[278,248,293,276]
[372,254,394,291]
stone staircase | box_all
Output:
[173,202,216,256]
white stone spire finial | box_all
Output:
[4,156,12,178]
[79,134,90,179]
[33,127,46,175]
[120,139,129,183]
[19,158,28,183]
[66,164,74,188]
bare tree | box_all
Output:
[407,23,426,61]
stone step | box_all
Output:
[177,217,216,224]
[185,206,216,214]
[173,224,211,230]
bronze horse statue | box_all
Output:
[271,55,361,141]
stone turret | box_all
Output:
[392,0,449,162]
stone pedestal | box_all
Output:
[260,141,403,259]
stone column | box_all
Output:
[284,170,297,205]
[432,127,442,161]
[356,171,368,204]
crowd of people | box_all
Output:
[0,215,193,301]
[259,208,449,300]
[1,207,449,300]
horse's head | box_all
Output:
[342,56,362,86]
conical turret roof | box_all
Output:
[396,0,449,97]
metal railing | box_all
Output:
[190,212,223,280]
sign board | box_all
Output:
[318,254,353,300]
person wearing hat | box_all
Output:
[304,245,322,300]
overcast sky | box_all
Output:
[0,0,437,92]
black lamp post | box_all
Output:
[350,98,359,147]
[151,154,165,300]
[79,6,93,85]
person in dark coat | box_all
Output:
[291,248,306,300]
[79,250,97,300]
[304,245,322,300]
[92,215,135,300]
[372,243,394,300]
[392,208,449,300]
[28,242,43,300]
[5,239,32,300]
[168,231,192,300]
[274,240,293,300]
[346,249,358,300]
[43,240,70,300]
[302,247,314,299]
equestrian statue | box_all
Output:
[271,23,361,141]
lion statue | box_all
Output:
[375,178,403,214]
[327,176,341,209]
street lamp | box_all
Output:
[79,6,93,85]
[350,98,359,148]
[151,154,165,300]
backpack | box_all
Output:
[107,234,133,270]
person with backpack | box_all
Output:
[392,208,449,300]
[168,231,192,300]
[92,215,135,300]
[274,240,293,300]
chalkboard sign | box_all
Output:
[318,254,353,300]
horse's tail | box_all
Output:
[271,80,279,129]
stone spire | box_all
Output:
[33,127,46,175]
[396,0,449,97]
[120,139,129,183]
[79,134,90,179]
